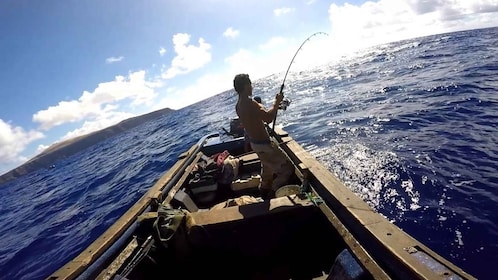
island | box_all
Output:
[0,107,174,185]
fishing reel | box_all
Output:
[279,98,291,110]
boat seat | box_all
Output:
[237,152,260,172]
[189,194,314,226]
[231,174,260,192]
[238,152,259,164]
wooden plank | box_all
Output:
[317,203,390,279]
[238,152,258,162]
[163,152,204,205]
[47,144,198,280]
[273,127,289,137]
[97,237,138,280]
[191,195,313,226]
[365,221,475,279]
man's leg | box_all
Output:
[268,143,294,190]
[259,161,274,198]
[260,161,274,190]
[251,143,276,198]
[251,142,293,194]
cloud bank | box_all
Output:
[328,0,498,50]
[105,56,124,64]
[0,119,44,173]
[274,7,295,17]
[223,27,240,39]
[161,33,212,79]
[33,71,161,131]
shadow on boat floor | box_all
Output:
[125,201,348,280]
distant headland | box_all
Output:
[0,107,175,185]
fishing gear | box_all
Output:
[278,99,291,111]
[272,32,329,131]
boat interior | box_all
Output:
[110,136,373,280]
[48,125,475,280]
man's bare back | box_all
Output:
[236,97,275,143]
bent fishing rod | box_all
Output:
[272,32,328,131]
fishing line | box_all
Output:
[272,32,329,131]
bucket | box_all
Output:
[275,185,302,198]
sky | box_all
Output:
[1,0,497,175]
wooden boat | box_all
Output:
[48,125,475,280]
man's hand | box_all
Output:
[275,92,284,104]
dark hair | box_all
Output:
[233,74,251,93]
[253,96,262,103]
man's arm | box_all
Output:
[256,92,284,123]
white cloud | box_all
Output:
[224,34,332,82]
[274,7,295,16]
[328,0,498,51]
[406,0,498,16]
[259,36,287,50]
[0,119,44,168]
[225,38,301,78]
[36,144,49,155]
[224,49,274,79]
[105,56,124,64]
[161,33,212,79]
[33,70,161,130]
[154,73,232,110]
[223,27,240,39]
[159,47,167,56]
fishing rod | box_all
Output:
[272,32,329,131]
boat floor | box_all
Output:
[127,195,346,280]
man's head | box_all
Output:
[233,74,252,95]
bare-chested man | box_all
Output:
[233,74,294,198]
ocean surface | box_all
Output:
[1,27,497,280]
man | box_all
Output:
[243,96,263,152]
[233,74,294,199]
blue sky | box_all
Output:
[1,0,497,174]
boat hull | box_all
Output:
[47,129,475,280]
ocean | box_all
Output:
[1,27,497,280]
